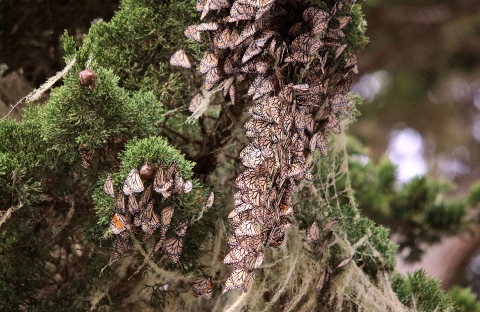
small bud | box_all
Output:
[140,164,155,180]
[79,69,96,88]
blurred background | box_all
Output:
[1,0,480,299]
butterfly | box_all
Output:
[235,22,257,46]
[315,267,329,293]
[242,41,263,64]
[183,180,193,194]
[153,161,170,196]
[334,43,348,60]
[192,276,213,299]
[223,267,255,293]
[123,168,145,195]
[184,25,201,42]
[205,67,222,91]
[160,206,175,231]
[79,144,94,169]
[310,10,330,34]
[128,194,141,215]
[310,130,329,156]
[164,237,184,264]
[141,200,161,232]
[189,93,203,113]
[235,220,261,236]
[170,50,192,68]
[267,226,285,248]
[206,191,215,209]
[138,185,152,209]
[111,231,129,261]
[224,246,251,265]
[240,144,265,169]
[199,51,218,74]
[174,221,189,237]
[117,188,126,214]
[110,212,127,234]
[197,22,218,31]
[103,174,115,198]
[330,93,348,115]
[306,221,321,244]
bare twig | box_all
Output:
[0,203,24,228]
[2,56,76,119]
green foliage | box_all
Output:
[346,138,473,262]
[391,270,456,312]
[448,286,480,312]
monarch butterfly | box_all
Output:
[111,230,129,261]
[183,180,193,194]
[344,55,358,74]
[110,212,127,234]
[184,25,201,42]
[230,2,256,22]
[235,202,254,215]
[229,84,236,104]
[223,267,254,293]
[174,221,189,237]
[288,22,305,37]
[302,7,317,21]
[164,237,184,264]
[315,268,328,293]
[237,169,267,191]
[152,234,166,256]
[117,189,126,214]
[237,235,263,252]
[325,113,341,134]
[213,29,232,50]
[128,194,141,215]
[266,226,284,247]
[255,30,275,47]
[233,251,257,270]
[223,77,235,97]
[224,246,250,265]
[280,217,293,230]
[153,161,169,196]
[332,16,352,30]
[311,10,330,34]
[160,206,174,231]
[123,168,144,195]
[336,255,354,269]
[206,191,215,209]
[330,93,348,115]
[199,51,218,74]
[196,0,206,11]
[306,221,321,244]
[170,172,185,195]
[197,22,218,31]
[205,67,222,91]
[138,185,152,209]
[235,220,261,236]
[240,144,265,169]
[242,42,262,64]
[236,22,257,46]
[280,202,294,217]
[192,276,213,299]
[170,50,192,68]
[79,144,94,169]
[103,174,115,198]
[240,189,262,207]
[140,200,161,236]
[208,0,230,10]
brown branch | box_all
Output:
[0,202,24,228]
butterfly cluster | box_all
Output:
[104,162,193,262]
[173,0,359,293]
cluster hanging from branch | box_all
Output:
[104,162,193,262]
[170,0,359,293]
